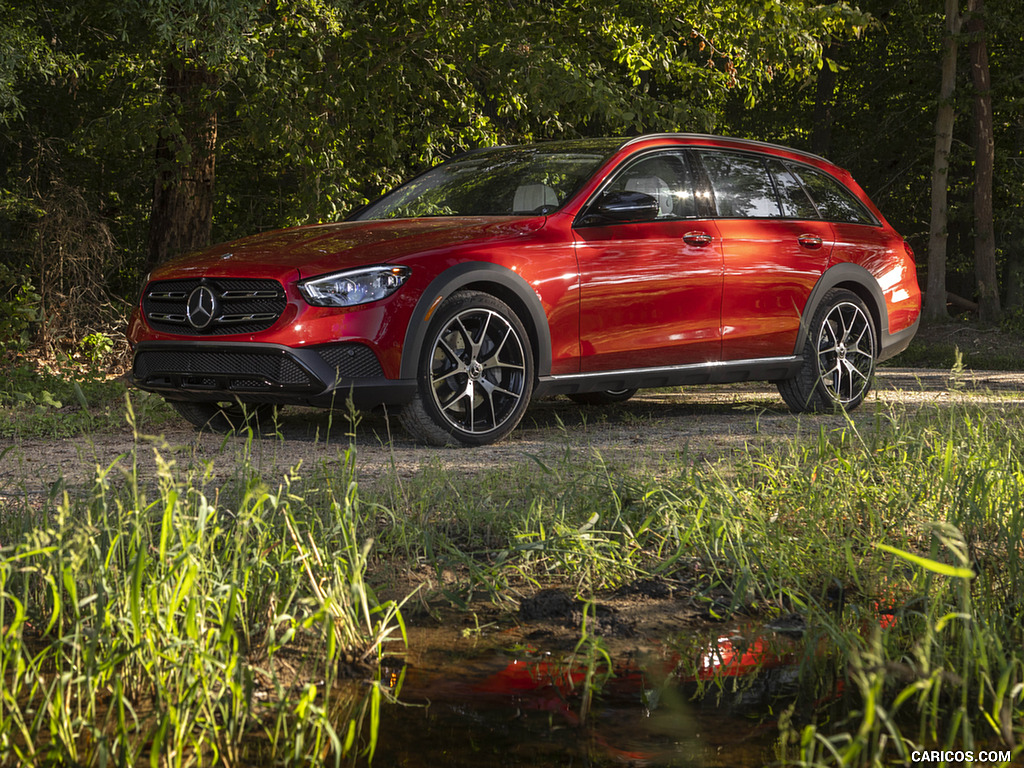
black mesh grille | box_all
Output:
[134,349,312,389]
[143,277,286,336]
[315,344,384,380]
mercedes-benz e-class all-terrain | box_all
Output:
[128,134,921,445]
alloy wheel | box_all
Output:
[814,301,875,406]
[428,306,528,435]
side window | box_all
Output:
[787,164,877,225]
[767,159,819,219]
[603,151,698,220]
[697,151,782,218]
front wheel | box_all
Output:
[777,288,876,413]
[400,291,534,446]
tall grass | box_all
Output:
[3,395,1023,764]
[0,403,405,766]
[366,400,1024,763]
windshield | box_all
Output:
[355,143,618,220]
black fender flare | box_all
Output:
[399,262,553,379]
[793,263,889,355]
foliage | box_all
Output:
[0,426,406,766]
[0,362,162,438]
[2,0,1024,347]
[0,264,41,351]
[1,0,866,316]
[0,0,78,122]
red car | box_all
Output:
[128,134,921,445]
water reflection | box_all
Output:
[358,623,806,767]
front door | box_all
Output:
[574,150,723,372]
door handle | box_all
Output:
[683,231,714,247]
[798,234,824,249]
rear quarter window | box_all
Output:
[767,159,819,219]
[786,164,878,225]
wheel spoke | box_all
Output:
[473,311,492,358]
[847,359,869,382]
[484,359,525,373]
[438,337,466,366]
[481,324,512,366]
[433,367,465,384]
[439,380,472,412]
[491,384,519,398]
[454,317,476,356]
[478,380,498,426]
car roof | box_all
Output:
[457,134,832,168]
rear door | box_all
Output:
[693,150,835,361]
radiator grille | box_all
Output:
[143,277,286,335]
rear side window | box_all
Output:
[767,160,819,219]
[785,165,877,225]
[697,151,781,219]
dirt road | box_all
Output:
[2,368,1022,493]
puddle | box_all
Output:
[357,620,811,767]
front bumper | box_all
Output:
[131,340,417,408]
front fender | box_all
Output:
[399,262,553,379]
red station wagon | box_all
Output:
[128,134,922,445]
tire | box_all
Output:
[400,291,534,446]
[567,388,638,405]
[168,399,279,433]
[778,288,876,413]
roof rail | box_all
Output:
[620,133,830,164]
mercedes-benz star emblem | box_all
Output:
[186,285,219,330]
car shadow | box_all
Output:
[242,387,792,446]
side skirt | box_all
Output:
[534,356,803,398]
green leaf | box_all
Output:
[875,543,976,579]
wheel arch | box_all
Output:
[399,262,553,379]
[793,263,887,356]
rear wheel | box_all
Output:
[400,291,534,446]
[777,288,876,413]
[567,388,638,405]
[168,400,279,433]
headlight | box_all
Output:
[298,266,410,307]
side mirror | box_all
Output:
[579,190,661,226]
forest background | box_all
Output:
[1,0,1022,364]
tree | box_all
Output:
[966,0,999,323]
[923,0,960,323]
[97,0,334,271]
[124,0,871,268]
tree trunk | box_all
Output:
[810,44,839,157]
[1006,242,1024,309]
[145,61,218,271]
[923,0,959,323]
[966,0,1000,323]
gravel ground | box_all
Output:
[2,367,1022,495]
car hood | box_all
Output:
[151,217,546,282]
